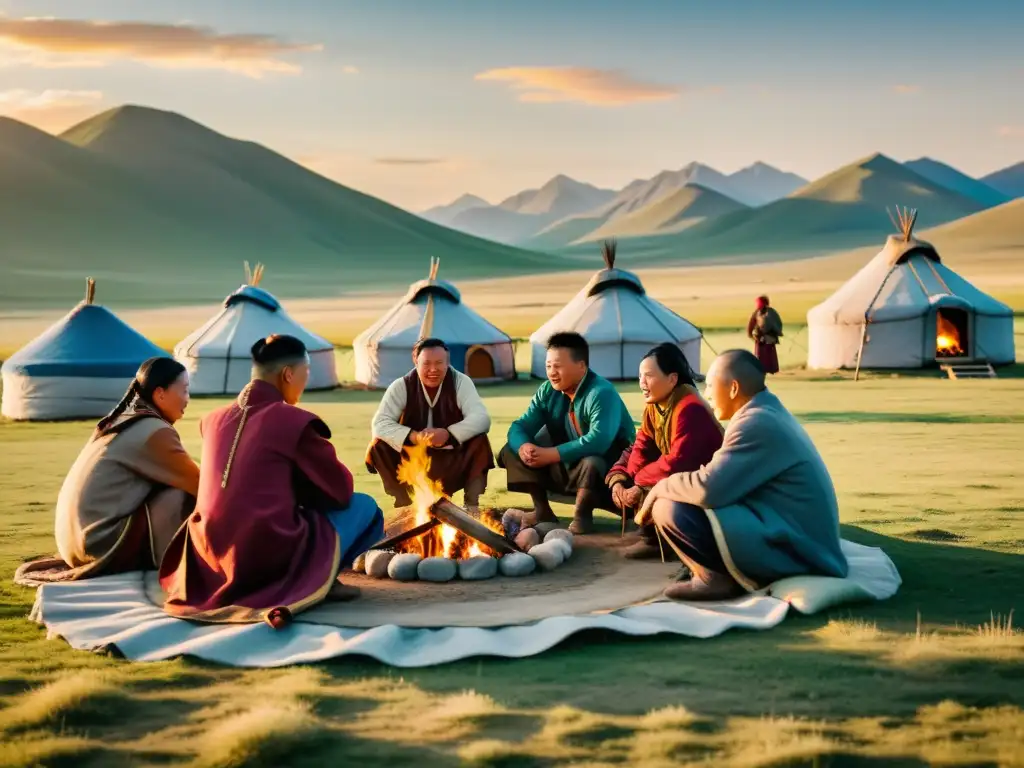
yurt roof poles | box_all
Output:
[854,206,917,381]
[419,256,440,339]
[243,260,265,287]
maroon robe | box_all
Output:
[159,380,350,624]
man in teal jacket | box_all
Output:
[498,332,635,534]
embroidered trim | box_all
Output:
[703,509,759,592]
[221,384,253,489]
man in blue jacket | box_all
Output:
[498,332,635,534]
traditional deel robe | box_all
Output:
[365,367,494,505]
[505,369,635,469]
[606,384,724,507]
[17,403,199,585]
[640,389,848,590]
[159,380,351,623]
[747,307,783,374]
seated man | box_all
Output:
[366,337,494,510]
[636,349,848,601]
[160,334,384,626]
[606,343,724,559]
[498,332,635,534]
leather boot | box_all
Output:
[663,569,744,602]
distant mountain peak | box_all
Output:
[857,152,900,171]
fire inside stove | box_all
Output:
[936,309,967,359]
[395,437,506,559]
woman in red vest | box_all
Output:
[606,343,724,559]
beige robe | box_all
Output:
[17,407,200,585]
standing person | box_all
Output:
[17,357,200,584]
[160,334,384,626]
[365,337,494,511]
[498,332,635,534]
[747,295,783,374]
[605,343,724,559]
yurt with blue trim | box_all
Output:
[529,241,703,380]
[354,257,516,388]
[1,278,168,421]
[173,263,338,395]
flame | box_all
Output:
[394,435,506,560]
[936,315,963,357]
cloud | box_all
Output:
[475,66,680,106]
[891,84,920,94]
[997,125,1024,138]
[342,64,359,75]
[373,157,446,166]
[0,16,321,77]
[0,88,103,130]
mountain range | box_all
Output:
[424,162,808,247]
[0,106,552,308]
[0,102,1020,309]
[425,153,1019,257]
[980,162,1024,198]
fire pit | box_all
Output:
[352,440,574,582]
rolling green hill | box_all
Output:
[922,197,1024,254]
[580,183,748,243]
[0,106,555,309]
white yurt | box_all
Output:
[528,240,703,380]
[1,279,169,421]
[174,263,338,395]
[353,257,516,388]
[807,208,1015,371]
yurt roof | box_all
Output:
[807,207,1012,325]
[529,240,701,345]
[225,284,280,311]
[354,257,510,349]
[584,239,646,296]
[1,278,167,377]
[175,265,332,358]
[404,277,461,305]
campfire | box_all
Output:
[395,438,504,559]
[353,436,575,582]
[936,313,965,358]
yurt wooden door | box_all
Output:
[465,346,496,379]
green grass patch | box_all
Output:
[1,347,1022,765]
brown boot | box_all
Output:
[521,508,560,527]
[663,569,744,602]
[622,540,662,559]
[327,580,362,602]
[568,514,595,534]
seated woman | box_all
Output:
[16,357,200,584]
[605,343,724,559]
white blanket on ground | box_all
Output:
[28,540,900,669]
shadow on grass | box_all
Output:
[317,526,1021,721]
[796,411,1024,424]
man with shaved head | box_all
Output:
[636,349,847,601]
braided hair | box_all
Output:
[95,356,186,434]
[642,343,697,389]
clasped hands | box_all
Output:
[610,482,644,512]
[410,428,451,448]
[517,442,560,468]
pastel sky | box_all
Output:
[1,0,1022,210]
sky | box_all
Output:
[1,0,1022,210]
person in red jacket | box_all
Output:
[606,343,724,559]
